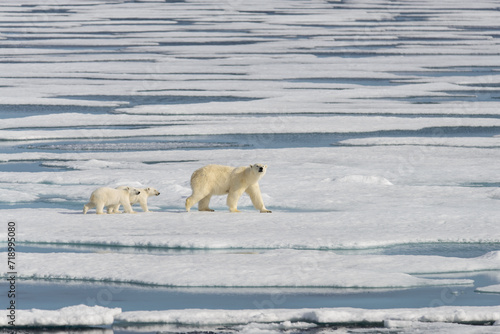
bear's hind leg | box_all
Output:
[198,195,214,212]
[186,191,207,212]
[83,202,95,214]
[95,203,105,215]
[185,196,195,212]
[227,188,245,213]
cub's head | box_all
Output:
[117,186,141,200]
[145,187,160,197]
[250,163,267,176]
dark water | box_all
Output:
[1,272,497,312]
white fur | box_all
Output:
[185,163,271,213]
[83,187,140,214]
[115,186,160,212]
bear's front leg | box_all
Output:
[198,195,214,212]
[245,183,272,213]
[227,188,245,213]
[122,202,136,214]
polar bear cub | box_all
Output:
[115,186,160,212]
[83,186,140,214]
[186,163,271,213]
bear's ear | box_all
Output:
[250,164,253,168]
[265,165,267,168]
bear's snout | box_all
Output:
[135,191,141,195]
[258,167,264,172]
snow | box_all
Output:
[0,305,120,327]
[116,306,500,326]
[4,114,500,140]
[116,321,500,334]
[334,175,393,186]
[0,189,38,203]
[1,305,498,331]
[476,285,500,294]
[4,198,500,250]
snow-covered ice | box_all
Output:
[0,305,120,327]
[6,249,500,288]
[1,0,500,332]
[477,285,500,294]
[1,304,499,333]
[116,306,500,326]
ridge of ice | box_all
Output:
[0,305,121,327]
[116,306,500,326]
[2,305,499,329]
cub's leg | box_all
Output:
[139,198,150,212]
[122,201,136,214]
[108,204,121,214]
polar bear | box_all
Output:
[83,187,140,214]
[185,163,271,213]
[115,186,160,212]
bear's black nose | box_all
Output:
[259,167,263,172]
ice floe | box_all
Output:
[116,306,500,326]
[476,285,500,294]
[0,305,120,327]
[2,304,499,331]
[6,249,500,288]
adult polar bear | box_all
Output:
[186,163,272,213]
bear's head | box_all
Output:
[250,163,267,176]
[117,186,141,202]
[146,187,160,197]
[130,187,141,196]
[127,187,141,202]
